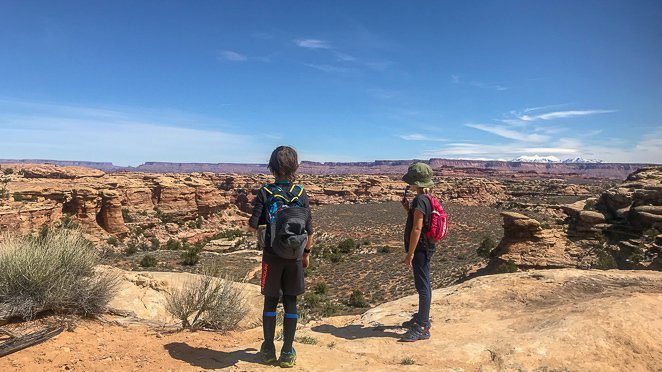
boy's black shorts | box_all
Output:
[260,253,305,298]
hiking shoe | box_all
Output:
[400,324,430,342]
[401,313,419,328]
[278,348,297,368]
[259,342,277,364]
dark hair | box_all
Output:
[268,146,299,181]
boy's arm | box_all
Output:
[404,210,424,267]
[247,189,265,232]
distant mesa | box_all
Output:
[0,157,654,179]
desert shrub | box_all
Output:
[643,228,658,243]
[138,241,150,251]
[295,335,318,345]
[378,246,392,254]
[0,228,119,320]
[124,242,138,256]
[195,216,204,229]
[337,238,357,254]
[121,208,134,223]
[303,292,324,308]
[184,176,192,181]
[496,259,518,274]
[2,168,13,175]
[149,237,160,250]
[139,254,157,268]
[165,262,247,331]
[477,236,496,258]
[540,222,551,229]
[362,239,371,246]
[594,250,617,270]
[12,192,24,202]
[165,238,182,251]
[155,208,174,223]
[181,243,203,266]
[313,282,328,295]
[401,357,415,365]
[348,289,368,308]
[372,289,386,303]
[106,236,120,247]
[0,177,9,199]
[329,251,342,263]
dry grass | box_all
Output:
[0,228,119,320]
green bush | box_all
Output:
[594,251,617,270]
[477,236,496,258]
[12,192,24,202]
[125,242,138,256]
[329,251,342,263]
[401,357,415,365]
[106,236,120,247]
[0,228,119,320]
[121,208,134,223]
[165,238,182,250]
[212,229,245,240]
[337,238,357,254]
[496,259,518,274]
[181,244,203,266]
[2,168,14,175]
[139,254,158,268]
[165,262,247,331]
[303,292,324,308]
[378,246,392,254]
[313,282,328,295]
[195,216,204,229]
[348,289,368,308]
[149,237,160,250]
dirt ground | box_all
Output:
[2,269,660,372]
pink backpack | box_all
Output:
[424,195,449,243]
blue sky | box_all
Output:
[1,0,660,165]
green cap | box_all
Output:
[402,162,434,188]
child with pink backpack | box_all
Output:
[400,162,448,342]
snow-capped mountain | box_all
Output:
[562,157,603,164]
[511,155,561,163]
[510,155,604,163]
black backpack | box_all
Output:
[263,184,310,259]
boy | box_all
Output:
[248,146,314,368]
[400,162,435,342]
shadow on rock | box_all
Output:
[311,324,402,340]
[164,342,260,369]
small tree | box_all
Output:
[140,255,157,268]
[348,289,368,308]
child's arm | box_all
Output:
[247,190,265,232]
[404,210,425,267]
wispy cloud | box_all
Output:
[217,50,247,62]
[400,134,447,142]
[304,64,351,74]
[517,109,615,122]
[0,100,269,165]
[465,123,549,142]
[294,39,331,49]
[451,74,507,91]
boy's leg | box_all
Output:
[412,250,431,328]
[262,295,279,347]
[281,295,298,353]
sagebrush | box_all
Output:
[0,228,119,320]
[165,262,248,332]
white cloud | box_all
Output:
[518,109,615,122]
[294,39,331,49]
[217,50,247,61]
[465,123,549,142]
[400,134,447,142]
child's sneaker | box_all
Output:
[401,313,419,328]
[259,341,277,364]
[279,347,297,368]
[400,323,430,342]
